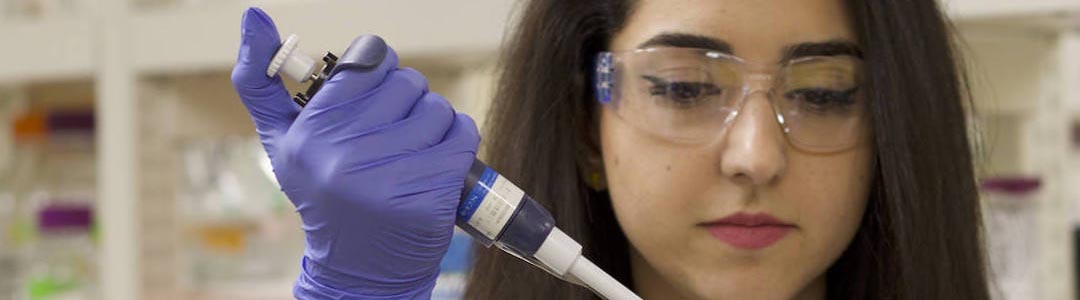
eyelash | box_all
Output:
[642,75,724,107]
[640,75,859,114]
[783,88,859,113]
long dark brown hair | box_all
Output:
[465,1,989,299]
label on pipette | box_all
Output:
[459,167,524,240]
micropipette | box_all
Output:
[265,33,642,300]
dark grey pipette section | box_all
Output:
[330,35,388,75]
[460,160,556,257]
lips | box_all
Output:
[701,212,795,250]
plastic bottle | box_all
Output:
[982,177,1041,300]
[24,203,97,300]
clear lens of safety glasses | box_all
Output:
[594,47,868,153]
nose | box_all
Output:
[718,92,787,186]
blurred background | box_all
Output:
[0,0,1078,299]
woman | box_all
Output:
[231,0,989,299]
[470,0,990,299]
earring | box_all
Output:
[588,170,608,191]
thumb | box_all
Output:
[231,7,299,151]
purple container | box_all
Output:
[37,203,93,232]
[46,110,95,133]
[981,177,1041,196]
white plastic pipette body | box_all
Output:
[532,228,642,300]
[567,256,642,300]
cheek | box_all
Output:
[599,110,702,244]
[784,147,874,273]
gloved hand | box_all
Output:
[231,7,480,299]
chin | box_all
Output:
[677,269,805,300]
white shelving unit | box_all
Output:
[0,0,515,80]
[946,0,1080,20]
[1,0,1077,299]
[947,1,1080,299]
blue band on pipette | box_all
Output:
[458,167,498,221]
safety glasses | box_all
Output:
[594,47,869,153]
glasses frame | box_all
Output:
[593,47,868,153]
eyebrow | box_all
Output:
[781,40,863,62]
[637,32,863,63]
[637,32,733,54]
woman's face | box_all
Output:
[600,0,873,299]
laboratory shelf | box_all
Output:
[946,0,1080,24]
[0,0,514,82]
[128,0,514,75]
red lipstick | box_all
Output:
[701,212,794,250]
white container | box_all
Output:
[982,177,1041,300]
[24,202,97,300]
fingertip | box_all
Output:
[457,113,480,134]
[416,91,451,118]
[248,7,274,26]
[235,7,284,88]
[396,68,430,94]
[450,113,482,149]
[240,7,281,59]
[379,43,400,74]
[242,7,279,37]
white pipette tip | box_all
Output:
[567,256,642,300]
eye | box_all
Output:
[784,87,858,113]
[642,75,723,108]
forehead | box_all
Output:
[612,0,858,63]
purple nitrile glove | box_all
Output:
[230,7,480,300]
